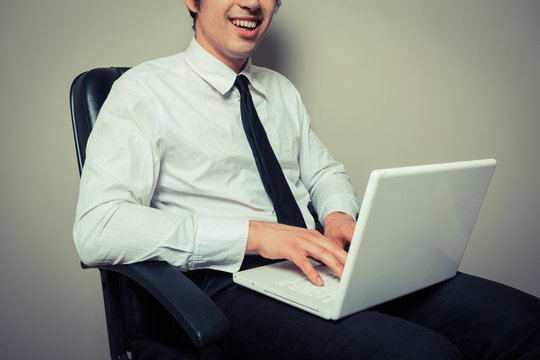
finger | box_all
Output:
[292,255,324,286]
[300,239,345,279]
[329,222,356,248]
[307,231,348,267]
[311,249,344,279]
[321,240,348,265]
[341,222,356,243]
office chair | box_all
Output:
[70,67,231,360]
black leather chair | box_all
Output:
[70,67,231,360]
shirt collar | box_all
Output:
[185,37,266,97]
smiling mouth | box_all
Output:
[231,19,260,30]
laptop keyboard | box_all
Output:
[276,266,340,303]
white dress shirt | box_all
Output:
[74,38,360,272]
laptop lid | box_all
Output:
[234,159,496,320]
[334,158,496,318]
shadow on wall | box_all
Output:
[252,27,291,78]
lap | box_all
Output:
[378,272,540,359]
[185,260,540,360]
[216,284,462,359]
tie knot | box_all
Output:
[235,74,250,95]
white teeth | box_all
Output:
[232,19,257,29]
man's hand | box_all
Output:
[323,212,356,249]
[246,212,355,286]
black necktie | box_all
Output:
[235,75,306,228]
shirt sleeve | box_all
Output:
[73,76,248,272]
[294,90,361,224]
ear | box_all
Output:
[184,0,199,14]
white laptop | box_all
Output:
[233,159,497,320]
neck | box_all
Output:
[228,58,249,74]
[193,36,250,74]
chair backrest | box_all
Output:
[70,68,177,359]
[70,67,130,174]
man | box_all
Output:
[74,0,540,358]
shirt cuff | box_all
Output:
[316,193,360,224]
[311,175,361,224]
[190,217,250,273]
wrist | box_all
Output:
[246,220,262,253]
[324,211,354,228]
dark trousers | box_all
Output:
[185,257,540,359]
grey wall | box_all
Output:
[1,1,539,358]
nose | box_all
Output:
[238,0,261,11]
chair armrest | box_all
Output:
[97,261,231,349]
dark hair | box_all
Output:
[189,0,282,29]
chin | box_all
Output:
[231,45,258,59]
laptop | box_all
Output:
[233,159,497,320]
